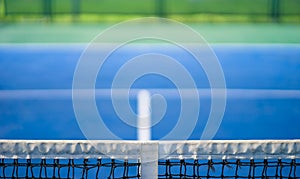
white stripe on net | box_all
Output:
[0,140,300,160]
[159,140,300,160]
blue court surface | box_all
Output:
[0,44,300,140]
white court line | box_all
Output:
[0,89,300,100]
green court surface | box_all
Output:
[0,22,300,43]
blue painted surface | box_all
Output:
[0,44,299,140]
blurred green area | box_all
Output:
[0,0,299,23]
[0,0,299,44]
[1,23,300,43]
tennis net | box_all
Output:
[0,140,299,178]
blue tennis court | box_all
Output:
[0,44,300,140]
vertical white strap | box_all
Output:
[137,90,151,141]
[140,142,158,179]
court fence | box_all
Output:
[2,0,300,22]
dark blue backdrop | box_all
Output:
[0,44,299,140]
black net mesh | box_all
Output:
[158,159,300,178]
[0,158,140,179]
[1,158,299,178]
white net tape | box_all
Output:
[1,140,299,160]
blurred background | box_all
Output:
[0,0,300,140]
[1,0,300,23]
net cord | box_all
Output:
[0,140,299,160]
